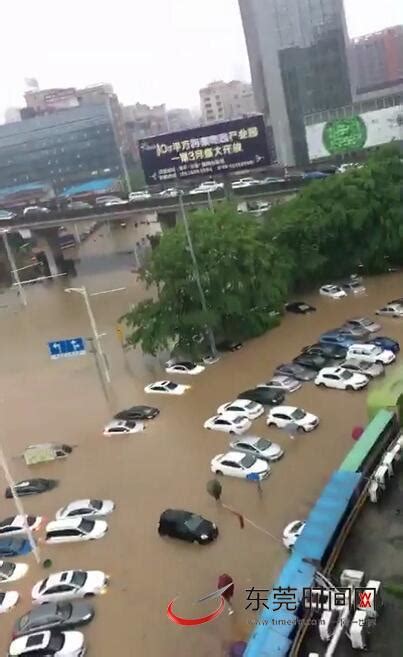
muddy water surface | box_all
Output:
[1,227,403,656]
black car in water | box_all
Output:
[238,387,285,406]
[301,343,347,360]
[114,405,159,421]
[5,479,58,499]
[158,509,218,545]
[274,363,316,381]
[285,301,316,314]
[13,601,94,638]
[293,353,332,372]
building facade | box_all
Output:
[199,80,256,124]
[238,0,352,165]
[0,104,122,195]
[351,26,403,97]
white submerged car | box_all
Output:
[315,366,369,390]
[0,560,29,583]
[103,419,145,436]
[283,520,306,549]
[267,406,319,432]
[56,499,115,520]
[211,451,270,480]
[8,630,85,657]
[340,358,384,378]
[319,284,347,299]
[165,361,205,375]
[0,515,43,537]
[230,436,284,461]
[376,303,403,318]
[45,518,108,544]
[204,413,251,435]
[346,344,395,365]
[257,375,301,393]
[144,380,190,395]
[217,399,264,420]
[0,590,19,614]
[32,570,109,603]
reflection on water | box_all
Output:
[1,226,403,656]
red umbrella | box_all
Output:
[352,426,364,441]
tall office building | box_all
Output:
[199,80,256,124]
[351,26,403,96]
[238,0,352,165]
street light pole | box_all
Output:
[0,444,40,564]
[1,230,27,307]
[65,286,111,386]
[178,192,217,358]
[119,146,132,196]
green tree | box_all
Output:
[122,203,290,355]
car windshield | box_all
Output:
[241,454,256,468]
[18,613,31,630]
[184,514,203,532]
[0,562,14,577]
[292,521,304,532]
[57,602,72,619]
[246,401,256,409]
[341,370,353,379]
[71,571,87,587]
[90,500,103,510]
[79,519,95,533]
[48,633,65,652]
[292,408,306,420]
[234,416,246,424]
[256,438,271,450]
[166,382,177,390]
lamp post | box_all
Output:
[0,444,40,564]
[178,192,217,359]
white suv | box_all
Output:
[346,344,395,365]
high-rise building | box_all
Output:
[0,104,122,194]
[238,0,352,165]
[199,80,256,124]
[351,26,403,96]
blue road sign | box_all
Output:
[48,338,86,360]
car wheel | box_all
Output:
[298,426,305,433]
[229,430,235,435]
[216,470,223,476]
[346,385,354,391]
[84,593,95,598]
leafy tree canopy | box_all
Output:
[122,146,403,355]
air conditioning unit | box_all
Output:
[350,610,370,649]
[340,569,365,589]
[368,479,381,503]
[359,580,382,618]
[382,452,395,475]
[389,442,402,461]
[374,464,390,488]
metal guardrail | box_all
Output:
[4,179,307,231]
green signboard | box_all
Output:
[322,115,367,154]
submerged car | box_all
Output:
[257,376,301,393]
[319,284,347,299]
[274,363,316,381]
[302,343,346,360]
[238,387,285,405]
[340,358,384,378]
[32,570,109,603]
[267,406,319,432]
[13,601,94,638]
[5,479,58,499]
[0,561,29,584]
[0,539,32,557]
[113,406,159,421]
[56,499,115,520]
[230,436,284,462]
[203,414,251,435]
[8,630,85,657]
[144,381,190,395]
[0,515,43,536]
[103,419,145,436]
[210,451,270,480]
[158,510,218,544]
[376,303,403,318]
[343,317,380,334]
[217,399,264,420]
[293,353,332,372]
[369,336,399,354]
[285,301,316,314]
[315,366,369,391]
[165,361,205,375]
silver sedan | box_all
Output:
[340,358,384,378]
[230,436,284,461]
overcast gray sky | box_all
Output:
[1,0,402,117]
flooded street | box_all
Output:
[1,221,403,656]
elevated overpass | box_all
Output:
[3,178,306,232]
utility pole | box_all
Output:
[178,192,217,359]
[0,444,40,564]
[1,230,27,307]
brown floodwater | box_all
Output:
[1,222,403,656]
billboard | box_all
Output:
[43,88,79,111]
[138,115,270,185]
[306,105,403,160]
